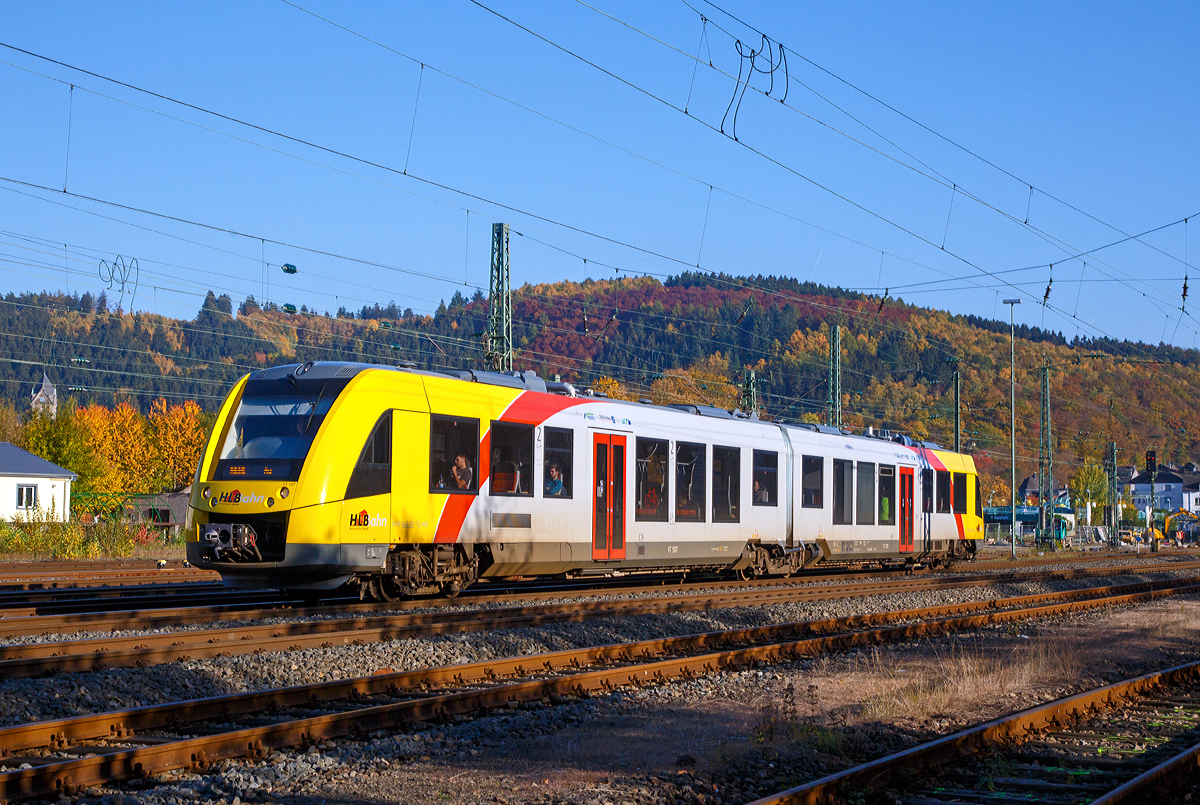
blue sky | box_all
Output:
[0,1,1197,346]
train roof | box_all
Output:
[255,361,947,454]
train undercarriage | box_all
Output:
[348,538,977,601]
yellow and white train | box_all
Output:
[187,361,983,597]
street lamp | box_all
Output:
[1004,299,1022,558]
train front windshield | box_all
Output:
[213,376,350,481]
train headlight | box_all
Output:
[279,487,290,499]
[266,497,275,508]
[202,487,211,499]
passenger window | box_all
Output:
[675,442,706,522]
[801,455,823,508]
[922,468,934,513]
[346,411,391,500]
[712,445,740,523]
[543,427,573,498]
[857,461,875,525]
[752,450,778,506]
[879,465,895,526]
[975,475,982,517]
[490,421,533,497]
[833,459,853,524]
[635,437,669,522]
[953,472,967,514]
[429,416,479,493]
[936,470,951,513]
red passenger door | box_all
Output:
[592,433,626,561]
[899,467,914,552]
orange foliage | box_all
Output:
[148,398,207,489]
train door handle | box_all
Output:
[597,481,604,497]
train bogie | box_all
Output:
[186,362,983,596]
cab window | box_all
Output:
[490,422,533,497]
[975,476,983,517]
[430,416,479,493]
[346,411,391,500]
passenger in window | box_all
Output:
[453,453,474,490]
[753,480,769,504]
[545,464,564,496]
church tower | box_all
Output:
[30,372,57,419]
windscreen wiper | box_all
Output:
[286,372,313,406]
[304,383,328,434]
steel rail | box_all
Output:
[1090,739,1200,804]
[3,559,1196,642]
[747,661,1200,805]
[2,567,1198,677]
[2,577,1200,801]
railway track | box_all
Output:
[751,660,1200,804]
[1,574,1198,802]
[3,563,1199,676]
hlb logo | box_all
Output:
[216,490,264,505]
[349,510,388,528]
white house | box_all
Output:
[0,443,75,522]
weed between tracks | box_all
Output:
[855,636,1081,722]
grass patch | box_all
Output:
[0,504,184,559]
[855,637,1081,722]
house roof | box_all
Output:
[0,443,76,479]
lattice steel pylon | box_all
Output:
[1105,441,1118,546]
[1037,359,1053,544]
[740,369,757,415]
[827,325,841,428]
[485,223,512,372]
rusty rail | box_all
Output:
[3,566,1198,677]
[748,659,1200,804]
[1,575,1199,801]
[3,559,1196,640]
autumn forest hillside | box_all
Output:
[3,273,1199,497]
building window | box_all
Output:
[922,468,933,513]
[429,416,479,493]
[346,411,392,500]
[635,438,669,522]
[801,455,823,508]
[879,465,895,526]
[15,485,36,510]
[675,442,706,522]
[857,462,876,525]
[490,421,534,497]
[953,472,967,514]
[753,450,778,506]
[936,470,951,513]
[543,427,573,498]
[833,459,853,525]
[712,445,740,523]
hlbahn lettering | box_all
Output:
[349,510,388,529]
[216,490,264,505]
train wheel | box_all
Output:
[370,576,403,602]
